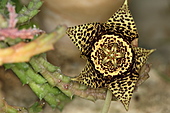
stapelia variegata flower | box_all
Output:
[66,0,155,110]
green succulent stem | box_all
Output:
[17,0,43,23]
[0,95,28,113]
[101,90,112,113]
[4,62,71,111]
[29,54,117,101]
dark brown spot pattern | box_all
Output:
[66,0,155,111]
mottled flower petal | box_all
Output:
[66,0,155,110]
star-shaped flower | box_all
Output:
[66,0,155,110]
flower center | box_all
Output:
[102,43,124,68]
[91,35,133,76]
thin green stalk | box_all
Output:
[101,90,112,113]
